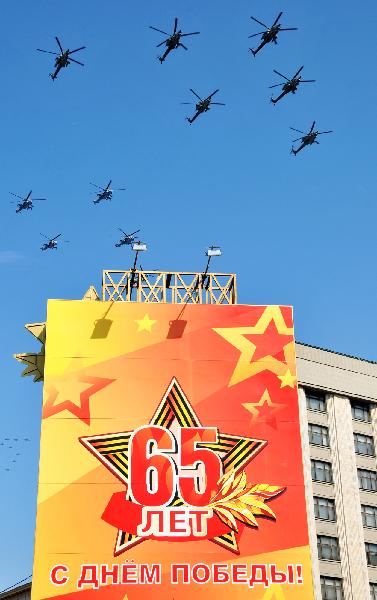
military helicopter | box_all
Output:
[249,12,297,57]
[150,18,200,63]
[90,180,126,204]
[40,233,68,251]
[182,89,225,124]
[37,37,85,80]
[115,228,141,247]
[10,190,46,213]
[290,122,333,155]
[270,66,315,105]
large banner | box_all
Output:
[33,300,314,600]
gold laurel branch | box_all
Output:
[208,470,285,532]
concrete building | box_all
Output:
[9,284,377,600]
[297,342,377,600]
[0,583,31,600]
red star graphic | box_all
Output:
[43,375,114,425]
[244,320,292,362]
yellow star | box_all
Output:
[135,313,157,332]
[242,389,284,421]
[278,369,297,388]
[213,306,295,387]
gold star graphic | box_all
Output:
[242,389,284,423]
[278,369,297,388]
[135,313,157,332]
[213,306,296,387]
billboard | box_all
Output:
[32,300,314,599]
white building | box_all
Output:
[297,342,377,600]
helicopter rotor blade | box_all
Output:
[40,233,50,240]
[300,79,316,83]
[114,188,126,191]
[290,127,304,134]
[181,102,193,105]
[149,26,170,36]
[9,192,23,200]
[26,191,32,200]
[279,27,298,31]
[310,121,316,132]
[272,12,283,26]
[36,49,58,55]
[173,17,178,34]
[292,137,303,143]
[269,83,284,89]
[156,39,169,47]
[52,234,62,241]
[130,229,141,236]
[250,16,268,28]
[190,89,202,101]
[33,199,47,201]
[180,32,200,37]
[68,57,85,66]
[68,46,86,54]
[293,65,304,78]
[105,180,112,190]
[318,131,333,135]
[179,43,188,50]
[248,31,266,38]
[211,102,225,106]
[208,89,219,99]
[89,182,103,190]
[55,37,64,53]
[273,69,289,81]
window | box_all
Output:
[352,402,371,422]
[358,469,377,491]
[309,423,329,447]
[306,389,326,412]
[362,504,377,528]
[314,496,336,521]
[311,459,333,484]
[371,583,377,600]
[317,535,340,561]
[366,542,377,566]
[354,433,375,456]
[321,576,343,599]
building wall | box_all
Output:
[296,342,377,600]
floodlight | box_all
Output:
[206,246,222,257]
[132,242,147,252]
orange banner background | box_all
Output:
[32,300,314,599]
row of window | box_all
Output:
[311,459,377,492]
[321,577,377,600]
[314,495,377,529]
[306,390,371,422]
[318,536,377,568]
[308,422,376,456]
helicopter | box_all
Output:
[249,12,297,57]
[182,89,225,124]
[150,17,200,63]
[290,122,333,155]
[37,37,85,80]
[10,190,46,213]
[90,180,126,204]
[115,228,141,247]
[270,66,315,105]
[40,233,67,251]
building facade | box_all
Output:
[297,342,377,600]
[6,339,377,600]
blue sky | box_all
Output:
[1,0,377,589]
